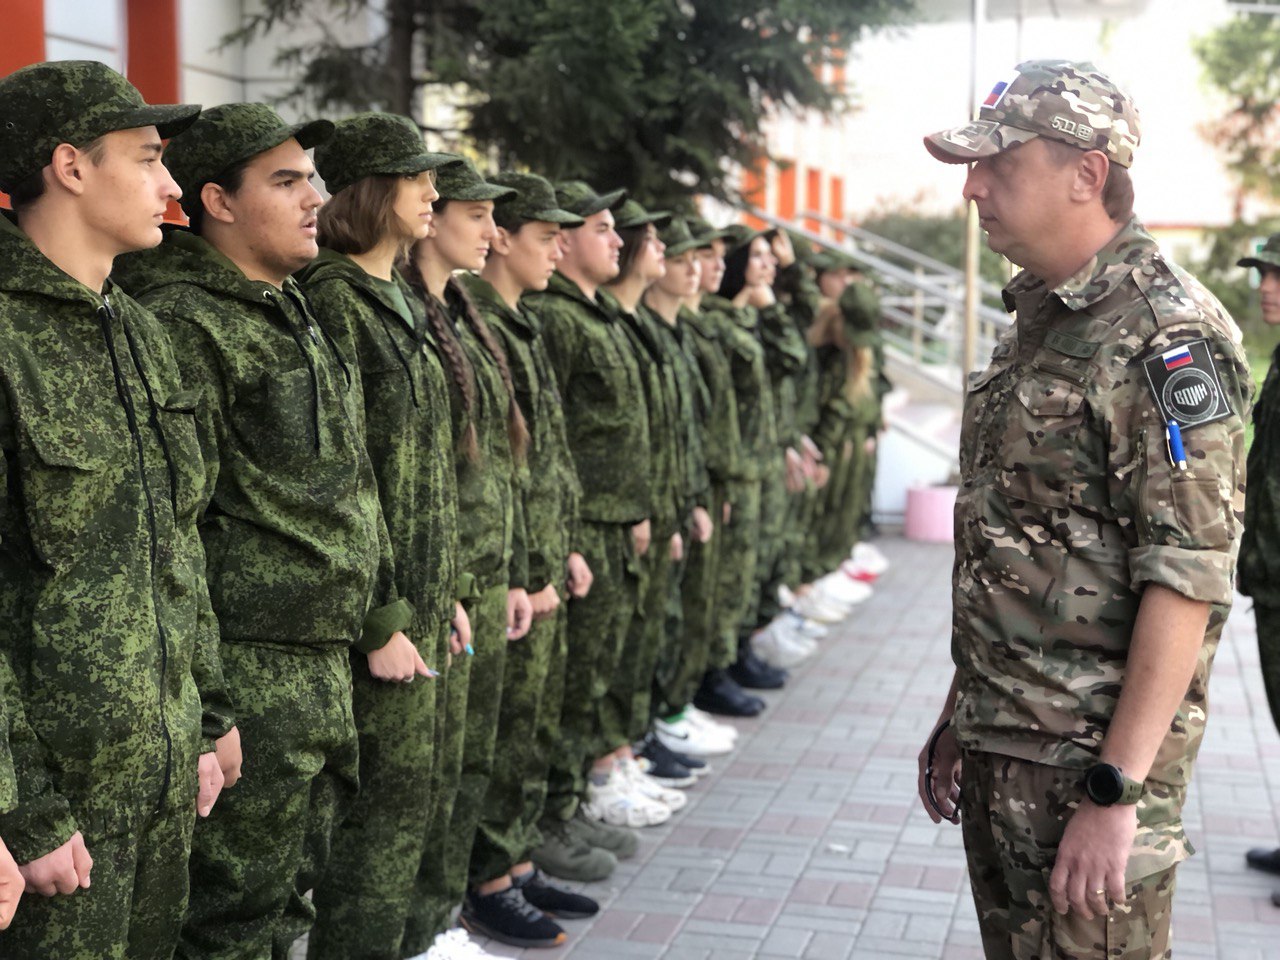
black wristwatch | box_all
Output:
[1082,763,1143,806]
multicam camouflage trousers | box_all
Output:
[307,618,448,960]
[178,643,359,960]
[960,751,1175,960]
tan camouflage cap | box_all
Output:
[555,180,627,219]
[0,60,201,192]
[316,112,459,195]
[1238,233,1280,271]
[924,59,1141,169]
[488,171,584,226]
[164,103,334,213]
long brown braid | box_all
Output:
[402,253,481,462]
[447,276,529,465]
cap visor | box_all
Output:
[1238,255,1280,270]
[114,103,203,140]
[664,239,703,257]
[578,188,627,218]
[531,208,586,226]
[292,118,336,150]
[383,153,463,176]
[444,184,518,202]
[923,119,1037,164]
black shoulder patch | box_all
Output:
[1141,339,1232,429]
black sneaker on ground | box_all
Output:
[1247,847,1280,875]
[693,669,765,717]
[460,885,567,948]
[635,736,696,788]
[729,647,788,690]
[639,732,706,781]
[513,868,600,920]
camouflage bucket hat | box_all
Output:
[614,199,671,231]
[924,59,1141,169]
[721,222,775,255]
[434,157,516,203]
[659,218,703,257]
[1238,233,1280,272]
[555,180,627,219]
[488,171,583,225]
[316,112,459,195]
[0,59,201,192]
[164,102,334,205]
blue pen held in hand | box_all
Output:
[1166,420,1187,471]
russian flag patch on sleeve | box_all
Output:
[1161,345,1193,370]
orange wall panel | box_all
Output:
[805,168,822,234]
[777,163,797,222]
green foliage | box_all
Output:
[1185,219,1280,377]
[859,209,1010,287]
[226,0,911,204]
[1192,12,1280,207]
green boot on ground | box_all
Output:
[566,813,639,860]
[532,820,617,882]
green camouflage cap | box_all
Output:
[659,218,703,257]
[925,59,1141,169]
[0,59,201,192]
[488,171,583,225]
[840,282,881,346]
[721,222,775,255]
[810,249,859,274]
[686,215,732,246]
[614,199,671,231]
[164,102,333,209]
[555,180,627,219]
[785,229,817,265]
[434,156,516,203]
[1238,233,1280,271]
[316,112,459,195]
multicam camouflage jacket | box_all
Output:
[1240,342,1280,605]
[298,249,460,631]
[527,272,651,525]
[701,294,777,483]
[115,228,397,652]
[462,274,582,594]
[951,218,1251,876]
[0,213,232,861]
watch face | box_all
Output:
[1085,764,1123,805]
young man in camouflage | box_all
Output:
[919,60,1251,959]
[0,60,235,958]
[1236,234,1280,893]
[114,104,399,960]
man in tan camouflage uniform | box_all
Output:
[917,60,1251,959]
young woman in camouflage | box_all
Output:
[404,159,555,951]
[296,113,472,960]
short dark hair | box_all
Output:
[9,135,108,212]
[182,155,253,236]
[318,174,402,255]
[1042,138,1135,222]
[493,204,531,234]
[616,223,653,280]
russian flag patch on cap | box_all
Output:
[983,81,1009,107]
[1161,345,1193,370]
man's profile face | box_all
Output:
[502,221,563,293]
[80,126,181,254]
[697,240,725,293]
[563,208,622,286]
[1259,267,1280,326]
[962,139,1078,270]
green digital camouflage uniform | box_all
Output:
[298,208,460,956]
[0,214,232,960]
[528,265,651,772]
[0,61,231,960]
[462,267,582,883]
[1236,237,1280,731]
[701,294,773,669]
[115,212,394,958]
[951,219,1250,959]
[672,302,742,706]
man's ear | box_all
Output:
[1072,150,1110,204]
[46,143,90,198]
[555,231,572,257]
[201,181,237,226]
[491,225,514,256]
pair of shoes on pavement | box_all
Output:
[653,706,737,758]
[460,868,600,949]
[581,756,685,828]
[415,926,507,959]
[729,644,788,690]
[752,613,819,669]
[1244,846,1280,907]
[636,731,706,787]
[532,812,637,882]
[694,667,766,717]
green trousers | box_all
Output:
[178,643,359,960]
[543,521,638,820]
[750,452,792,635]
[4,780,196,959]
[609,527,674,743]
[404,580,509,951]
[307,619,447,960]
[711,480,762,669]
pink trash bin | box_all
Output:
[904,485,957,543]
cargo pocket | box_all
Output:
[998,374,1086,508]
[1170,475,1230,551]
[234,367,318,467]
[157,388,207,524]
[22,421,119,569]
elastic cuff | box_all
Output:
[355,597,417,654]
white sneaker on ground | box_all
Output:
[795,617,829,640]
[654,713,734,758]
[414,927,504,959]
[777,583,798,610]
[582,764,671,828]
[684,705,740,743]
[619,756,688,810]
[752,616,819,669]
[791,590,853,624]
[851,541,890,575]
[812,571,873,608]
